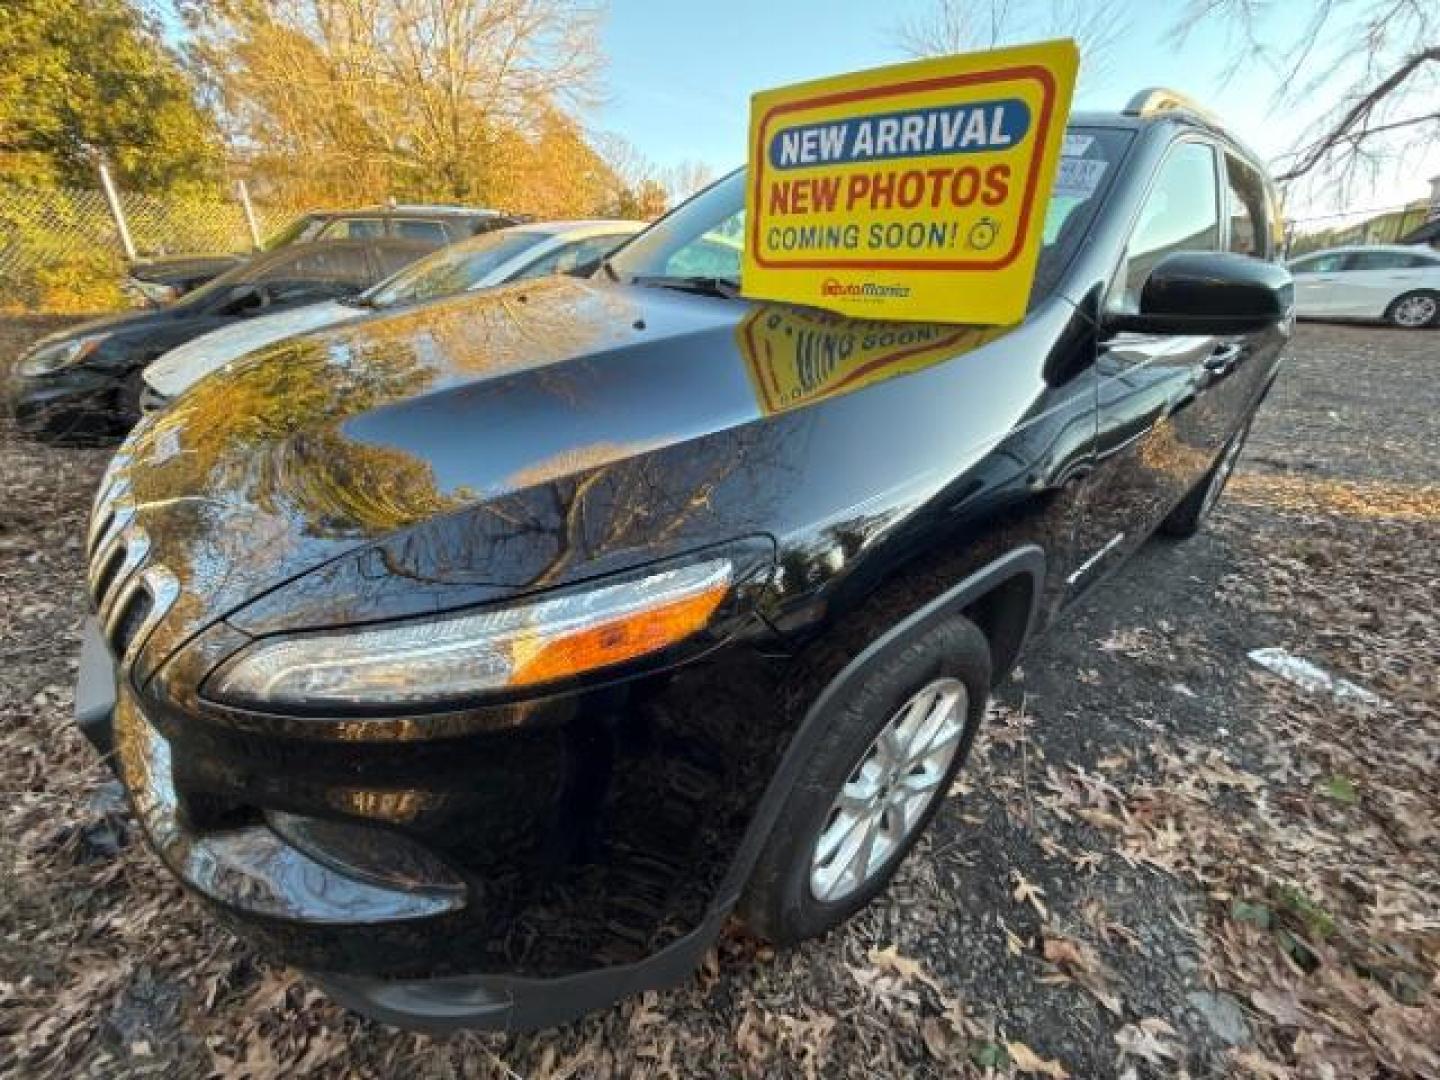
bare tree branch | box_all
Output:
[1172,0,1439,205]
[893,0,1126,88]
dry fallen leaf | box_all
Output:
[1114,1017,1183,1066]
[1228,1048,1295,1078]
[1011,870,1049,920]
[1041,934,1123,1016]
[1250,986,1303,1027]
[867,944,946,997]
[1007,1040,1070,1078]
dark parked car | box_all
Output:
[124,205,520,305]
[74,90,1291,1032]
[12,238,438,437]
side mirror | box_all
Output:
[1106,252,1293,336]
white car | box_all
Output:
[141,219,645,406]
[1287,243,1440,328]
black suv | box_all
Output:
[12,238,440,437]
[74,90,1291,1032]
[124,204,520,305]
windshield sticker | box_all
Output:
[743,39,1079,324]
[1053,157,1108,200]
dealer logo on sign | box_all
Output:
[821,279,912,301]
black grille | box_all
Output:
[88,507,114,560]
[109,585,153,658]
[91,541,126,610]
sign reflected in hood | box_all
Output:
[736,306,1005,415]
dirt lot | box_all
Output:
[1,317,1436,1078]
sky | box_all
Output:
[594,0,1440,227]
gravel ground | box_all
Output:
[1,317,1436,1078]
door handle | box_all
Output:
[1203,343,1244,374]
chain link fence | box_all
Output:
[0,179,305,312]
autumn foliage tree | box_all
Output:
[184,0,621,215]
[0,0,221,191]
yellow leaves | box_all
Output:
[1226,473,1440,523]
[195,0,612,215]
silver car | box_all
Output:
[1287,243,1440,328]
[141,219,645,407]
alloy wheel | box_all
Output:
[808,677,967,903]
[1392,294,1438,328]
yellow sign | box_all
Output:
[742,39,1079,325]
[737,305,1004,415]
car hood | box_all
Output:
[128,253,245,284]
[144,300,355,398]
[101,274,1030,674]
[24,309,175,354]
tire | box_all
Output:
[1385,290,1439,329]
[1160,418,1251,538]
[739,615,991,945]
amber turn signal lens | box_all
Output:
[209,559,735,710]
[511,581,730,687]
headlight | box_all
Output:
[209,559,733,710]
[17,335,105,376]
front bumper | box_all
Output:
[10,370,124,438]
[73,617,776,1031]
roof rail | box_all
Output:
[1123,87,1226,129]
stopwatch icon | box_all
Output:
[968,217,1000,250]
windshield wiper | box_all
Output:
[629,274,741,299]
[337,293,377,308]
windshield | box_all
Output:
[608,125,1132,311]
[169,252,274,311]
[362,229,549,308]
[261,213,324,252]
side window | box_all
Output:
[394,219,449,243]
[1344,251,1411,272]
[1112,142,1221,312]
[1290,253,1345,274]
[1224,153,1270,259]
[316,218,385,241]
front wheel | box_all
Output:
[1385,290,1439,329]
[739,615,991,945]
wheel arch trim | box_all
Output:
[714,544,1046,909]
